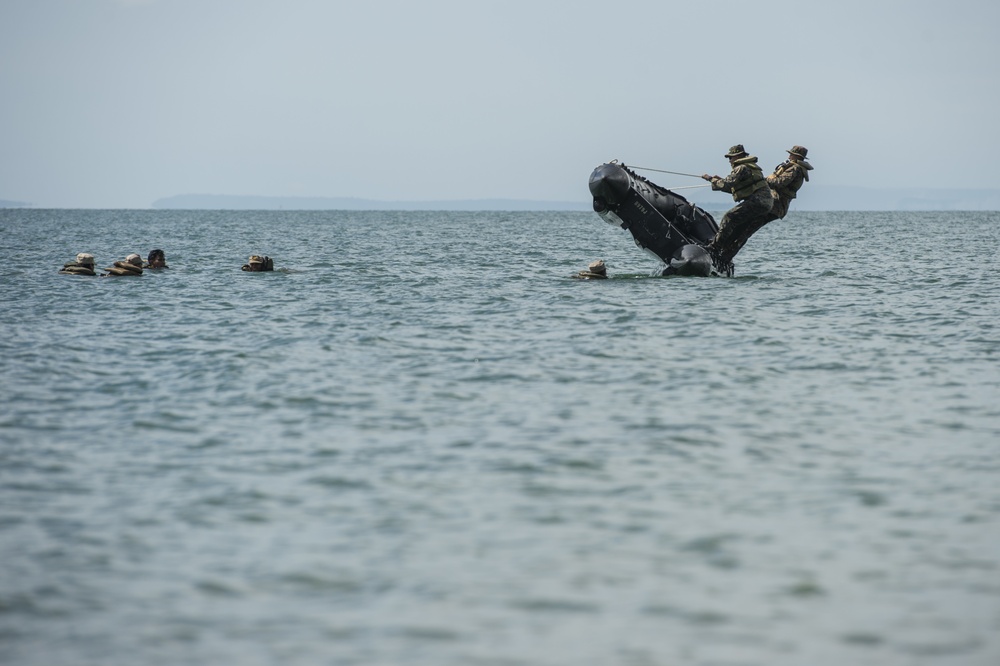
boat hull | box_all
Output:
[589,162,720,276]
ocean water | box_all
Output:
[1,208,999,666]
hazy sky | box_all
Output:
[2,0,998,208]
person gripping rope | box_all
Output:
[707,145,814,266]
[701,144,774,276]
[765,145,813,222]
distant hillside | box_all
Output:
[686,186,1000,212]
[152,194,593,211]
[0,199,31,208]
[790,186,1000,211]
[153,188,1000,212]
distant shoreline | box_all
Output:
[4,186,1000,211]
[150,187,1000,211]
[151,194,598,212]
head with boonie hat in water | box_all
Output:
[60,252,97,275]
[573,259,609,280]
[242,255,274,272]
[103,253,144,276]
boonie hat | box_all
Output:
[248,255,264,265]
[76,253,95,266]
[787,145,809,159]
[724,144,748,158]
[125,253,142,267]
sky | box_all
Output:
[1,0,998,208]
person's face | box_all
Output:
[149,256,165,268]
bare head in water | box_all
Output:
[146,249,167,269]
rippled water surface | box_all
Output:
[2,209,999,665]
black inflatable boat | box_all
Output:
[588,162,722,276]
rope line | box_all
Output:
[616,165,698,246]
[623,165,704,179]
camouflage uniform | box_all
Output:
[715,146,815,264]
[705,145,773,275]
[764,146,813,222]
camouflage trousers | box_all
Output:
[706,187,775,275]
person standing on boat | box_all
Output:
[702,145,814,268]
[764,145,813,222]
[701,144,773,275]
